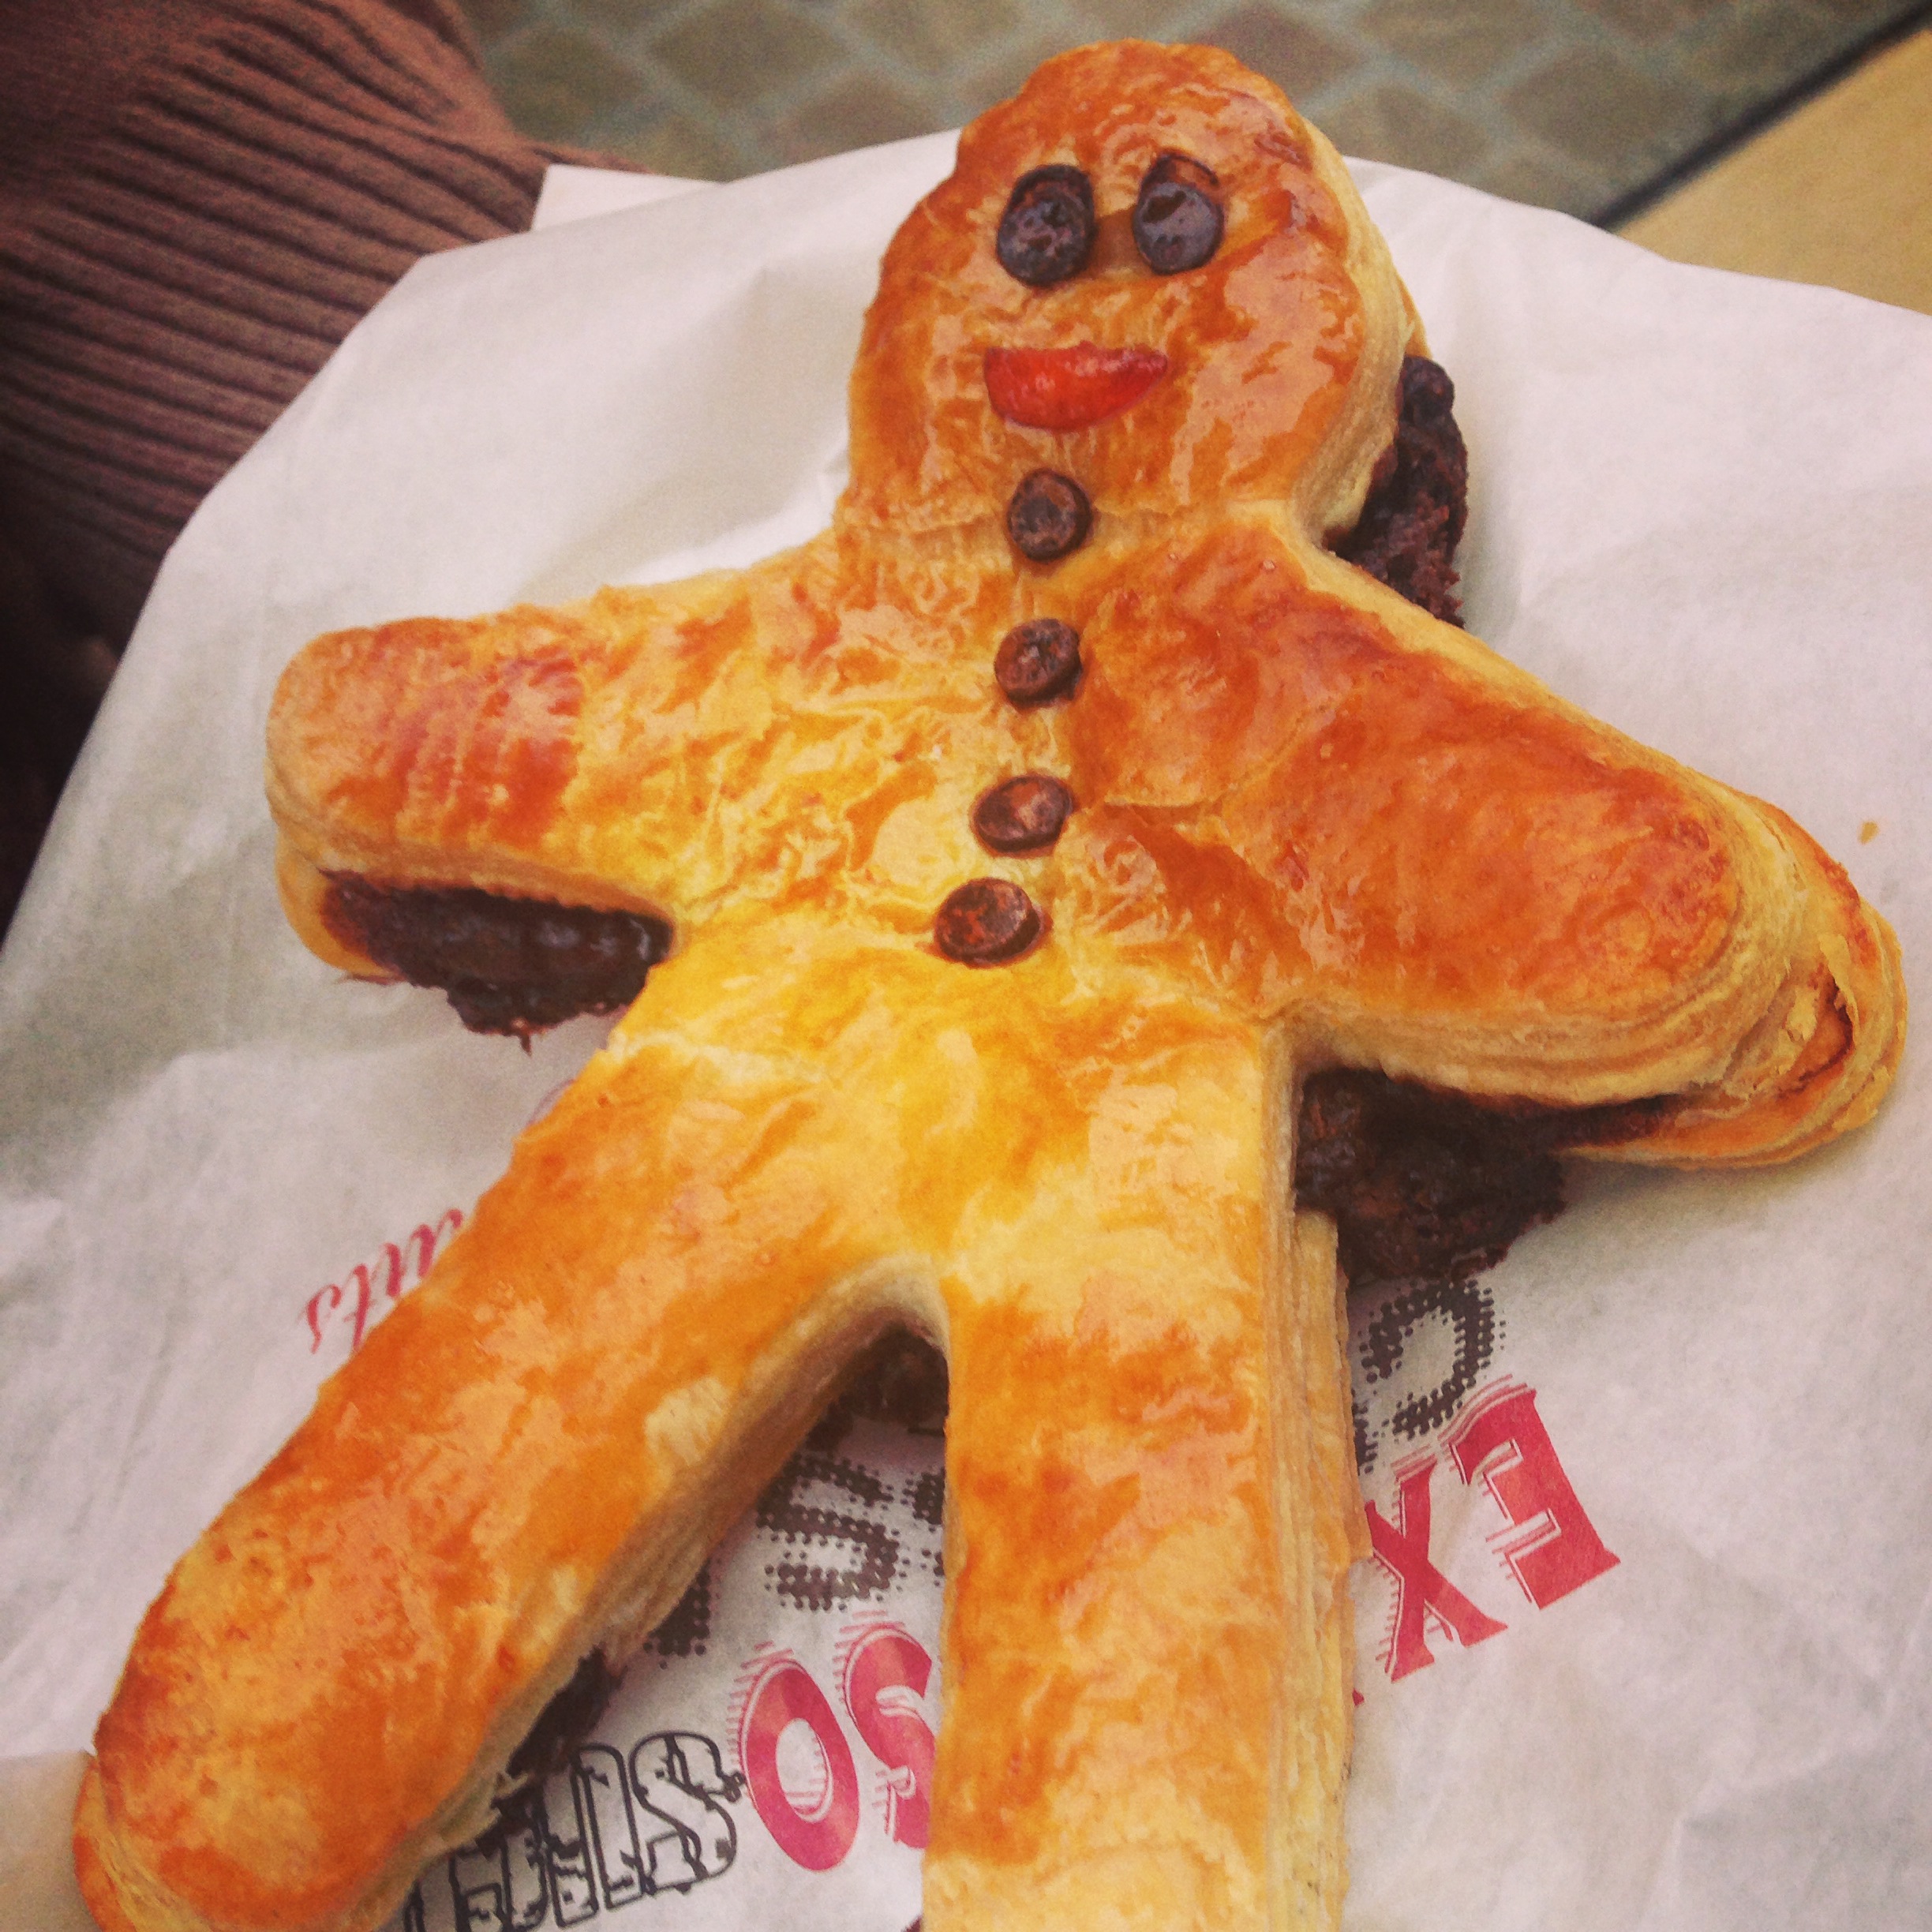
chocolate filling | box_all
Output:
[1294,1068,1666,1289]
[808,1329,952,1453]
[1334,355,1470,625]
[323,877,671,1039]
[505,1648,621,1784]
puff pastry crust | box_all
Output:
[77,39,1902,1932]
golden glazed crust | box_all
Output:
[264,511,1896,1140]
[80,38,1902,1932]
[80,923,1365,1932]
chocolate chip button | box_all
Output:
[1006,470,1091,561]
[995,165,1096,286]
[972,775,1076,854]
[994,617,1081,706]
[1133,153,1224,275]
[934,878,1043,964]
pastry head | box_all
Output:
[841,40,1412,539]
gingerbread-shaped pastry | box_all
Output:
[74,41,1902,1932]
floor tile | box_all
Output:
[1319,78,1496,176]
[1503,43,1711,173]
[484,21,655,142]
[648,0,845,107]
[1355,0,1552,92]
[848,0,1025,77]
[773,71,938,163]
[1206,4,1364,97]
[1574,0,1734,45]
[464,0,1932,223]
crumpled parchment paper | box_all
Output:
[2,128,1929,1932]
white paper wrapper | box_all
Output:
[2,129,1928,1932]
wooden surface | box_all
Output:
[1619,28,1932,316]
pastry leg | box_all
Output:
[921,1020,1355,1931]
[79,920,1361,1932]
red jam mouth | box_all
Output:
[983,343,1169,430]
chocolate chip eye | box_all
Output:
[1133,153,1223,275]
[997,164,1096,286]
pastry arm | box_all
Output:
[78,923,932,1932]
[264,554,824,925]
